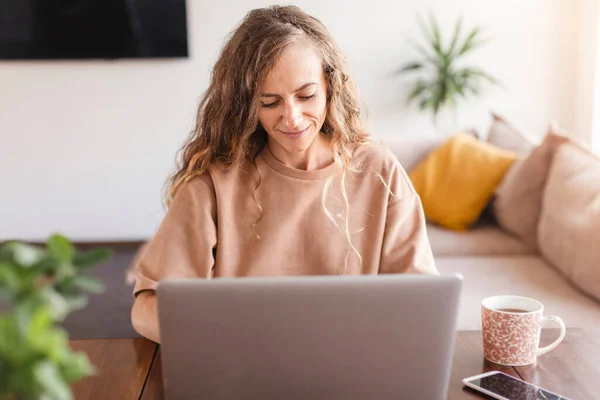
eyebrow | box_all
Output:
[260,82,318,98]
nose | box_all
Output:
[282,101,303,129]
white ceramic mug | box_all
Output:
[481,295,566,366]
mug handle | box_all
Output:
[536,315,566,357]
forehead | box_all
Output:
[262,41,325,92]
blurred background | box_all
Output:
[1,0,599,243]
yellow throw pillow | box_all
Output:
[409,133,518,231]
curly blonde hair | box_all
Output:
[166,5,372,268]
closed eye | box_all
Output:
[261,101,278,108]
[260,93,316,108]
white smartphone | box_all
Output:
[462,371,571,400]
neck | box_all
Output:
[268,134,334,171]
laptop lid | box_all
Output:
[157,274,462,399]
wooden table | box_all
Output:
[70,328,599,399]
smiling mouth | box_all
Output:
[280,126,310,136]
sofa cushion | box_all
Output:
[538,141,600,301]
[409,133,517,231]
[427,223,536,257]
[486,113,539,155]
[437,256,600,330]
[493,131,570,248]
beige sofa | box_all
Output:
[383,119,600,331]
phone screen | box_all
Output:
[469,372,569,400]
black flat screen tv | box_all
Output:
[0,0,188,60]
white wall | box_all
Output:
[574,0,600,148]
[0,0,583,241]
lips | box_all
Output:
[279,126,309,139]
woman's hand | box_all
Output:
[131,290,160,343]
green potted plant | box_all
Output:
[395,13,499,129]
[0,234,112,400]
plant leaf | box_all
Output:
[399,15,495,120]
[6,242,46,267]
[72,276,104,294]
[396,61,424,74]
[0,315,18,358]
[416,13,435,49]
[64,294,88,312]
[447,16,463,58]
[33,360,73,400]
[14,297,39,334]
[419,96,429,111]
[28,317,70,362]
[407,38,438,65]
[72,248,112,269]
[448,74,467,98]
[406,80,429,104]
[60,351,95,382]
[57,263,78,282]
[468,68,499,84]
[464,82,480,95]
[47,235,74,263]
[457,26,482,56]
[0,261,21,292]
[432,85,443,115]
[42,288,70,322]
[26,306,53,340]
[428,12,444,59]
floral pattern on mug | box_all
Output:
[481,307,540,366]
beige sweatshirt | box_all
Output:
[133,143,437,295]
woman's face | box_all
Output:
[257,40,328,156]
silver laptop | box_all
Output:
[157,274,463,400]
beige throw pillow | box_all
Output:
[492,131,570,247]
[487,113,539,155]
[538,141,600,301]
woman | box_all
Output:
[131,5,437,343]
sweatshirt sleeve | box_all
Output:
[133,175,218,295]
[378,165,438,276]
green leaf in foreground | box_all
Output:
[34,361,72,400]
[72,276,104,294]
[60,351,96,382]
[0,237,112,399]
[73,249,112,269]
[47,235,75,263]
[5,242,46,268]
